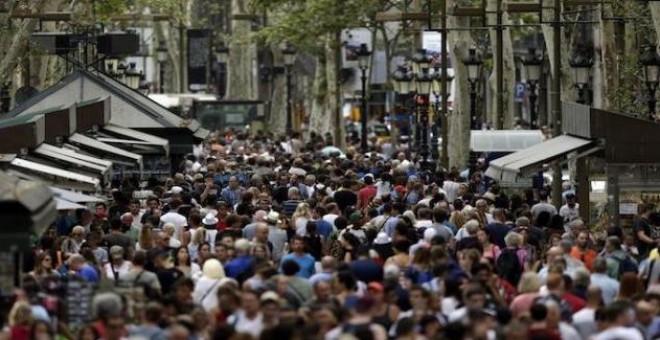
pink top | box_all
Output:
[509,292,540,317]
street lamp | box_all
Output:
[215,42,230,98]
[116,62,127,83]
[104,57,119,77]
[463,48,483,129]
[156,40,168,93]
[282,44,296,134]
[522,47,543,129]
[640,44,660,119]
[125,62,141,90]
[412,49,433,168]
[431,63,453,163]
[569,51,593,104]
[356,43,371,153]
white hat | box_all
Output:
[373,232,391,245]
[265,211,281,225]
[170,186,183,194]
[260,290,280,303]
[483,192,497,202]
[202,212,219,226]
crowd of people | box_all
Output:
[4,130,660,340]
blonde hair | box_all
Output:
[292,202,312,220]
[202,259,226,280]
[191,228,206,245]
[517,272,541,293]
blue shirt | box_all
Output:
[280,253,316,278]
[225,255,254,280]
[315,219,334,239]
[77,265,100,283]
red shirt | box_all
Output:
[562,292,587,313]
[358,185,377,209]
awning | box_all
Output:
[10,158,100,188]
[68,133,143,168]
[49,186,105,203]
[33,144,111,175]
[485,135,597,183]
[38,144,113,169]
[55,197,87,211]
[470,130,545,153]
[99,124,170,156]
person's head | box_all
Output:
[545,272,564,293]
[409,285,431,310]
[463,284,486,310]
[586,285,603,306]
[92,292,123,323]
[198,242,212,261]
[35,252,53,272]
[68,254,86,271]
[254,223,269,242]
[476,228,491,245]
[464,220,480,236]
[591,258,607,274]
[619,273,643,301]
[575,230,590,249]
[604,301,636,327]
[287,187,301,200]
[517,272,542,294]
[281,260,300,277]
[202,258,226,280]
[174,246,191,266]
[30,319,53,339]
[636,299,657,326]
[71,225,85,240]
[543,298,561,328]
[228,176,239,189]
[605,236,622,253]
[233,239,252,257]
[545,246,563,263]
[333,270,357,293]
[504,232,522,249]
[241,290,260,315]
[314,280,332,301]
[291,235,305,254]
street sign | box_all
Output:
[515,82,525,103]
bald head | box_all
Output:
[321,256,337,271]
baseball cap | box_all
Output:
[367,282,384,293]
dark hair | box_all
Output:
[132,250,148,267]
[336,270,357,291]
[173,246,191,266]
[530,303,548,321]
[281,260,301,276]
[433,208,449,223]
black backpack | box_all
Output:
[496,248,522,286]
[613,255,638,278]
[342,322,374,340]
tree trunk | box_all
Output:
[227,0,256,100]
[325,33,344,147]
[267,46,288,135]
[485,0,516,129]
[649,2,660,48]
[309,53,329,136]
[0,1,46,83]
[447,0,473,168]
[541,2,577,106]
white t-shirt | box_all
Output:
[104,261,131,280]
[160,212,187,240]
[593,326,644,340]
[228,310,264,338]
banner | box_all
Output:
[187,29,211,92]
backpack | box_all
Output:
[496,248,523,286]
[613,255,638,278]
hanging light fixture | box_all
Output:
[125,62,141,90]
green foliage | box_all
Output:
[253,0,387,55]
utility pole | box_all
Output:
[551,0,563,208]
[440,0,449,170]
[496,0,504,129]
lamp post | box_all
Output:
[463,48,483,129]
[117,62,127,83]
[125,62,141,90]
[282,44,296,134]
[569,51,593,105]
[356,43,371,154]
[431,63,453,163]
[104,57,119,78]
[157,41,168,93]
[392,64,414,142]
[640,44,660,119]
[412,49,433,168]
[215,42,230,98]
[522,47,542,129]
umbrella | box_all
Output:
[320,146,346,158]
[50,187,105,203]
[55,197,87,211]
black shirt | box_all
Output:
[156,267,184,295]
[334,190,358,213]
